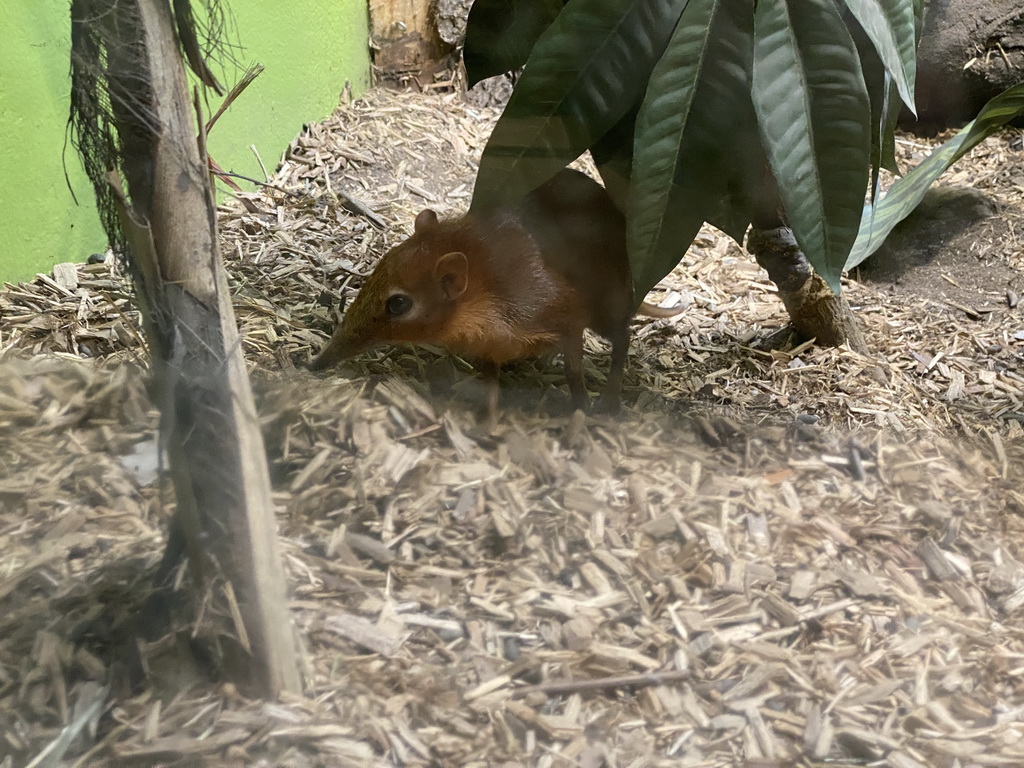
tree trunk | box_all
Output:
[99,0,301,697]
[746,227,868,353]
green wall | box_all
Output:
[0,0,370,285]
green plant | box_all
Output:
[847,81,1024,270]
[463,0,924,348]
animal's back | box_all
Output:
[512,169,634,338]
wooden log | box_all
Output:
[369,0,450,84]
[104,0,301,696]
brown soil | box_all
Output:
[906,0,1024,130]
[855,184,1024,310]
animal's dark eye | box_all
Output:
[386,294,413,317]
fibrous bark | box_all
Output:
[747,227,868,353]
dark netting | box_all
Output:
[67,0,145,259]
[66,0,233,263]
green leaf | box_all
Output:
[846,0,924,183]
[843,0,917,114]
[471,0,691,213]
[628,0,757,297]
[846,81,1024,270]
[752,0,871,293]
[849,14,899,179]
[591,107,640,212]
[462,0,566,88]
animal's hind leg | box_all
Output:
[596,323,629,414]
[562,331,588,412]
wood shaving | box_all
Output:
[1,87,1023,767]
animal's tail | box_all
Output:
[636,301,685,318]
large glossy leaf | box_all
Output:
[850,16,900,179]
[846,0,924,184]
[846,81,1024,270]
[752,0,871,292]
[591,107,640,212]
[471,0,690,212]
[628,0,757,296]
[462,0,565,87]
[843,0,917,114]
[590,105,740,306]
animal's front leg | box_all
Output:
[480,360,501,430]
[561,331,588,412]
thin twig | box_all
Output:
[208,156,245,194]
[205,63,264,136]
[250,144,270,182]
[335,188,387,229]
[511,669,691,698]
[213,167,298,197]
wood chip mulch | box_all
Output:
[2,87,1024,768]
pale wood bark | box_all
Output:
[369,0,450,83]
[369,0,432,39]
[105,0,301,696]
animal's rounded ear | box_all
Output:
[414,209,439,234]
[433,252,468,300]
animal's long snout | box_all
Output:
[309,330,364,371]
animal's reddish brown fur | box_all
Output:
[310,169,678,422]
